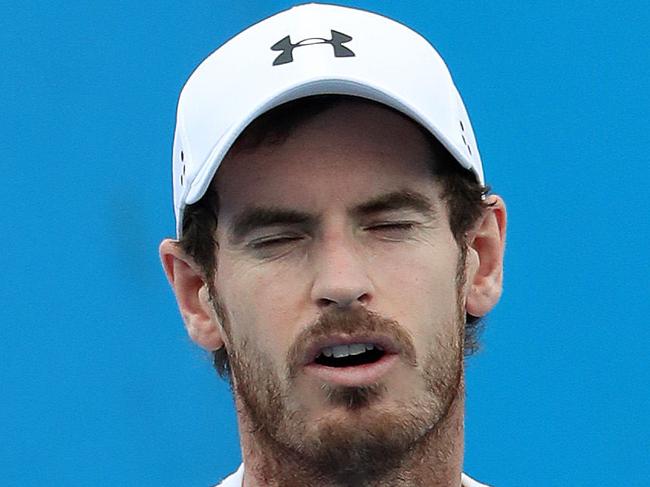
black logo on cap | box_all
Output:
[271,30,355,66]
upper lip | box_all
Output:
[302,334,399,365]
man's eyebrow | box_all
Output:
[352,190,437,219]
[228,207,314,241]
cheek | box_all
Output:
[374,243,460,338]
[215,257,309,365]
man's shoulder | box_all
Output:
[214,465,491,487]
[462,472,492,487]
[213,464,244,487]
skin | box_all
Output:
[160,102,507,486]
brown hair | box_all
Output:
[178,95,491,379]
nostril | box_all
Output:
[316,293,370,309]
[317,297,338,308]
[356,292,370,305]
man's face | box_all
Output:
[211,101,468,465]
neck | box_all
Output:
[236,381,465,487]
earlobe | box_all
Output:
[465,196,507,317]
[196,285,227,350]
[159,239,225,351]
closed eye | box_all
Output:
[248,234,304,249]
[364,221,418,239]
[366,221,416,232]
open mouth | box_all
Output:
[302,336,399,386]
[314,343,386,368]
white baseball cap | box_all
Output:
[172,3,484,237]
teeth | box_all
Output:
[332,345,349,358]
[349,344,366,356]
[319,343,378,359]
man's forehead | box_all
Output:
[218,98,427,171]
[213,98,435,191]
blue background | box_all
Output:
[2,1,649,485]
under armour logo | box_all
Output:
[271,30,355,66]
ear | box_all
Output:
[159,239,224,351]
[465,195,507,317]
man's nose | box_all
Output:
[310,232,374,310]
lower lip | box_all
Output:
[303,353,399,387]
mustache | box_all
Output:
[286,306,417,378]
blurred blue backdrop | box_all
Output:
[2,1,648,485]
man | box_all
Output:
[160,4,506,487]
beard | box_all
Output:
[213,255,467,485]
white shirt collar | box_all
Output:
[214,464,491,487]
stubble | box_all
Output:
[214,252,468,486]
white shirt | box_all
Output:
[214,464,491,486]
